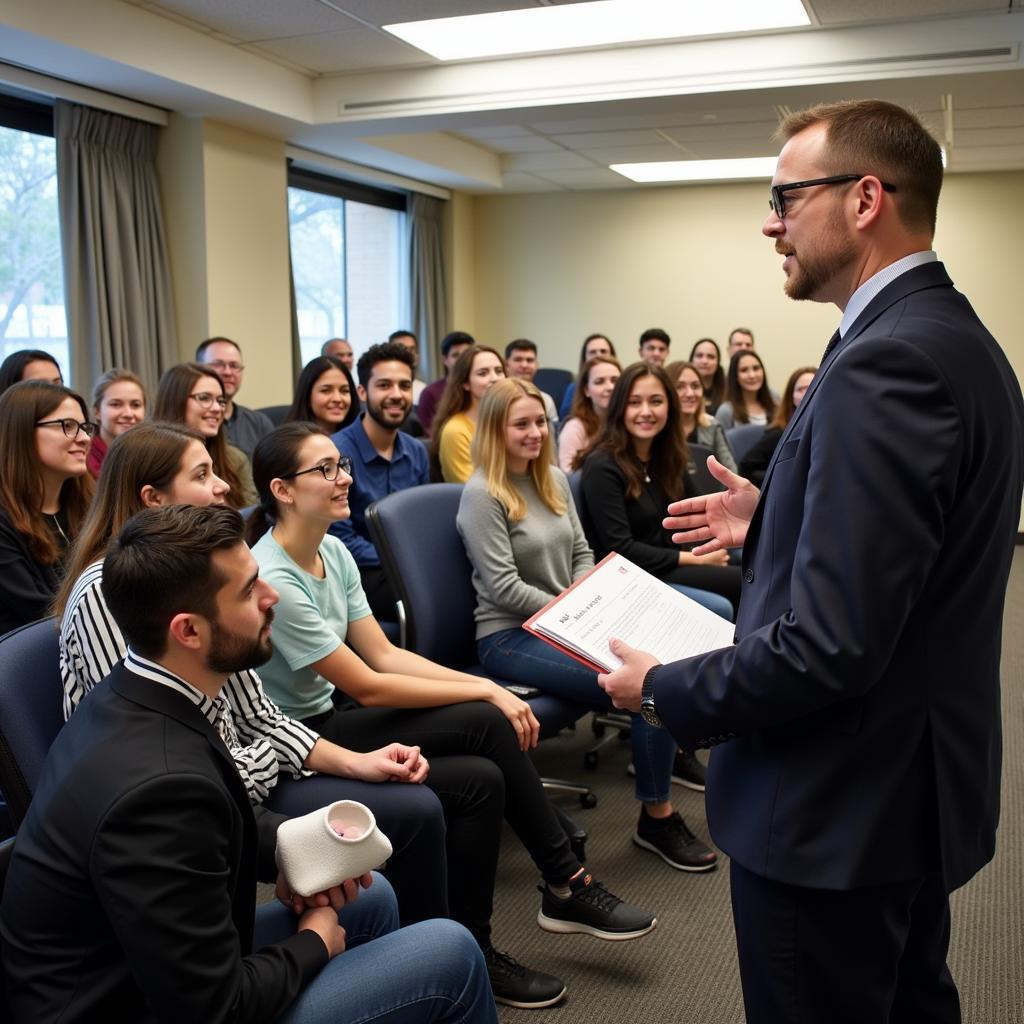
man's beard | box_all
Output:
[206,609,274,675]
[780,206,857,302]
[365,397,409,430]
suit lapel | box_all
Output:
[755,261,954,502]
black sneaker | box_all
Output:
[672,750,707,792]
[627,750,707,792]
[484,947,567,1009]
[633,810,718,872]
[537,870,656,941]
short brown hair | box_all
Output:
[102,504,244,658]
[777,99,943,233]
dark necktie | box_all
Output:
[821,328,842,363]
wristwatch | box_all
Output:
[640,665,662,727]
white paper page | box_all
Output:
[531,553,734,671]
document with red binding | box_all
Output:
[523,552,734,673]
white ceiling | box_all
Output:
[2,0,1023,191]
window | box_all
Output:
[287,167,407,369]
[0,94,69,382]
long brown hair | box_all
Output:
[665,360,711,431]
[52,422,204,619]
[589,363,688,501]
[726,350,777,424]
[688,338,725,409]
[771,366,817,429]
[568,356,623,470]
[286,356,358,432]
[0,380,94,565]
[428,344,505,481]
[152,363,247,508]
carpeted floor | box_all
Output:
[489,548,1024,1024]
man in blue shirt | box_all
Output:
[330,341,428,620]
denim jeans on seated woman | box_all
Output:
[668,584,734,621]
[478,628,677,804]
[255,873,497,1024]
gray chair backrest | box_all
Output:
[726,423,766,463]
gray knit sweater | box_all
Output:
[457,468,594,640]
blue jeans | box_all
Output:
[667,584,735,621]
[478,629,676,804]
[254,873,497,1024]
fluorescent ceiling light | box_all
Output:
[384,0,810,62]
[612,157,779,183]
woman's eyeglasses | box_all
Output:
[189,391,228,410]
[282,456,353,482]
[36,418,98,439]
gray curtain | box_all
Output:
[405,193,447,379]
[55,100,178,395]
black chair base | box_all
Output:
[584,711,632,771]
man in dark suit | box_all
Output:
[599,100,1024,1023]
[0,504,495,1024]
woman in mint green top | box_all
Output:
[245,422,656,1011]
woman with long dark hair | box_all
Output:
[558,334,617,419]
[54,420,450,930]
[286,355,359,436]
[688,338,725,412]
[0,349,63,398]
[580,363,742,615]
[0,380,94,633]
[246,420,655,1010]
[460,378,719,875]
[153,362,256,508]
[714,350,777,429]
[428,344,505,482]
[557,356,621,472]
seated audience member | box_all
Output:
[739,366,816,486]
[388,329,427,404]
[726,326,755,358]
[196,336,274,458]
[638,327,671,367]
[87,368,145,477]
[330,342,427,621]
[154,362,257,508]
[714,349,778,429]
[459,379,718,872]
[247,422,656,1008]
[417,330,474,435]
[557,356,621,472]
[2,502,495,1024]
[505,339,559,426]
[287,355,359,438]
[688,338,726,413]
[559,333,616,419]
[0,348,63,397]
[55,421,448,927]
[429,345,505,483]
[666,361,737,472]
[0,381,93,635]
[321,336,354,370]
[579,363,741,617]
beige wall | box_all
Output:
[465,173,1024,391]
[157,117,293,408]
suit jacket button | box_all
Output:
[743,569,754,583]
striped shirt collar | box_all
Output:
[124,649,220,728]
[840,250,937,339]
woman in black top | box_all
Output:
[739,365,816,486]
[0,380,94,634]
[579,363,741,617]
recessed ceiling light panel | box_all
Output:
[384,0,811,62]
[611,157,779,182]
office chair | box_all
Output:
[687,441,727,493]
[365,483,598,824]
[0,619,65,828]
[256,404,291,427]
[533,368,574,411]
[725,423,766,464]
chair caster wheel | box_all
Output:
[579,792,598,809]
[583,751,599,771]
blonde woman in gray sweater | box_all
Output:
[458,378,718,874]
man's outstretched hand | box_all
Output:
[664,456,759,554]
